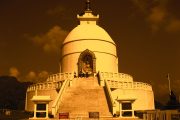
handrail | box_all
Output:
[106,80,152,91]
[133,82,152,90]
[52,79,70,116]
[27,72,74,92]
[27,81,63,92]
[99,72,152,91]
[47,72,74,82]
[99,72,133,82]
[104,79,116,114]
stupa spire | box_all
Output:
[85,0,92,12]
[77,0,99,25]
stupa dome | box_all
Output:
[63,24,115,45]
[61,2,118,73]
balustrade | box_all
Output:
[27,81,65,92]
[106,80,152,90]
[99,72,152,91]
[99,72,133,82]
[27,72,74,92]
[47,72,74,82]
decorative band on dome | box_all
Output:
[61,51,117,60]
[62,39,116,47]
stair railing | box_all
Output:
[52,79,70,116]
[104,79,116,115]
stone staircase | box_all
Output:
[56,77,112,119]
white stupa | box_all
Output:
[26,1,154,119]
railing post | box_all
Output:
[99,72,105,86]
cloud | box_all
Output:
[131,0,152,14]
[7,68,49,82]
[31,26,68,53]
[147,6,167,32]
[25,71,36,81]
[9,67,20,78]
[47,6,65,17]
[38,71,49,82]
[165,19,180,32]
[146,0,169,32]
[148,7,166,24]
[131,0,180,33]
[24,70,49,83]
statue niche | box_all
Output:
[78,49,96,76]
[82,55,93,74]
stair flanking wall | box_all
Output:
[51,79,70,116]
[104,79,116,115]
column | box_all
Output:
[143,113,147,120]
[132,103,135,117]
[119,103,122,117]
[132,110,135,117]
[46,103,49,118]
[33,104,37,118]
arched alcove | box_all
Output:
[78,49,96,75]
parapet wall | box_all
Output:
[99,72,152,91]
[99,72,133,82]
[26,72,74,112]
[112,88,155,110]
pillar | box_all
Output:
[119,103,122,117]
[46,104,49,118]
[33,104,37,118]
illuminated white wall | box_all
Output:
[112,89,154,111]
[61,39,118,73]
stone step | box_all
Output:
[57,77,112,118]
[72,77,99,88]
[51,117,139,120]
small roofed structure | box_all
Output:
[30,96,52,120]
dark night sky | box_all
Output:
[0,0,180,104]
